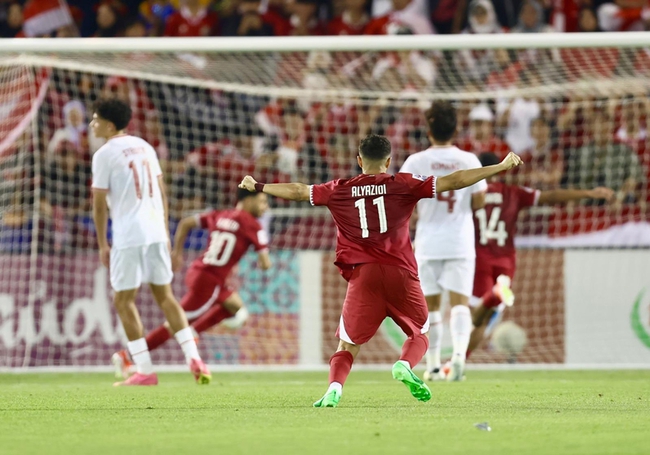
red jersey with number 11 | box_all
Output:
[310,173,436,279]
[190,209,268,280]
[474,182,540,259]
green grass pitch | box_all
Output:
[1,370,648,455]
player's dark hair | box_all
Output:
[94,98,132,131]
[237,187,258,202]
[478,152,501,167]
[425,100,457,142]
[358,134,391,162]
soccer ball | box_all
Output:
[491,321,527,362]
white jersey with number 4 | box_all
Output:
[92,134,168,250]
[400,146,487,260]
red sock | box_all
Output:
[328,350,354,385]
[399,333,429,368]
[146,325,172,351]
[191,305,235,334]
[482,287,502,309]
[466,349,473,360]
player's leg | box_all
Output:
[314,264,386,408]
[313,339,361,408]
[386,266,432,402]
[110,247,157,386]
[466,259,516,360]
[441,258,476,381]
[418,260,444,380]
[146,242,211,384]
[191,292,249,333]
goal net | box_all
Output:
[1,34,650,371]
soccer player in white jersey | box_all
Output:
[400,100,487,382]
[91,98,211,386]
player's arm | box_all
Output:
[92,189,110,267]
[471,191,486,210]
[158,176,171,240]
[238,175,310,202]
[436,152,523,193]
[171,215,200,271]
[257,250,272,270]
[538,187,614,205]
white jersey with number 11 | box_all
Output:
[91,134,168,250]
[400,146,487,260]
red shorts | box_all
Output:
[336,263,429,345]
[182,267,235,321]
[473,254,516,299]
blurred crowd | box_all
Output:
[1,0,650,253]
[2,0,650,39]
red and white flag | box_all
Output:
[22,0,74,37]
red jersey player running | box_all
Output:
[467,152,613,358]
[239,135,523,407]
[112,188,271,379]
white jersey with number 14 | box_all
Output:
[400,146,487,260]
[92,134,168,250]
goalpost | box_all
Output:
[1,33,650,372]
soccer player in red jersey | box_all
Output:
[467,152,613,358]
[239,135,523,407]
[112,188,271,379]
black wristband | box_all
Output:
[254,183,265,193]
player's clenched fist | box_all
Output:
[239,175,257,192]
[500,152,523,170]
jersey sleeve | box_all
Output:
[197,210,217,229]
[91,150,110,190]
[398,173,436,199]
[310,180,337,206]
[251,226,270,252]
[148,147,163,177]
[516,186,541,209]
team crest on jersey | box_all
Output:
[411,174,427,181]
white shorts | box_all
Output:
[110,242,173,291]
[417,258,475,297]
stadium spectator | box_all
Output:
[139,0,177,36]
[0,1,23,38]
[430,0,466,34]
[122,16,150,37]
[365,0,435,34]
[164,0,219,36]
[511,0,562,64]
[47,100,88,160]
[456,103,510,157]
[550,0,584,32]
[40,144,92,251]
[563,111,645,205]
[221,0,275,36]
[327,0,370,35]
[597,0,650,32]
[616,96,648,150]
[456,0,505,81]
[485,48,523,90]
[497,72,551,154]
[577,7,601,32]
[94,0,127,37]
[259,0,291,36]
[517,116,564,189]
[286,0,324,35]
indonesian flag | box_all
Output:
[22,0,74,37]
[0,68,50,160]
